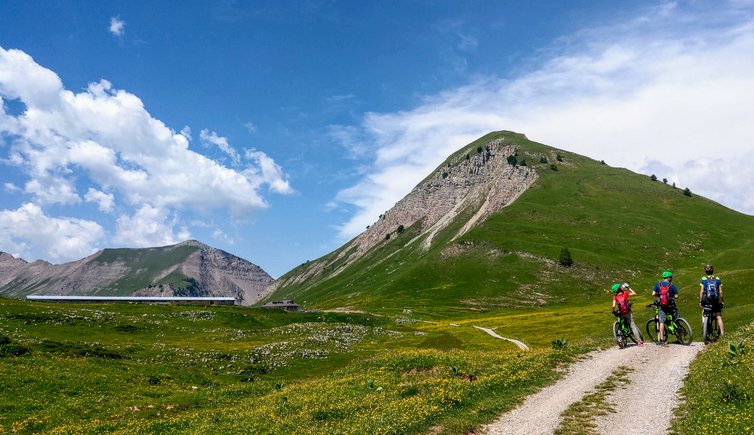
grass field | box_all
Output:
[3,296,750,433]
[0,297,601,434]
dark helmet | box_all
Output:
[704,264,714,275]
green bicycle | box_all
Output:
[645,301,692,345]
[612,303,643,348]
[613,314,642,348]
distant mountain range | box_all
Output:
[0,240,272,305]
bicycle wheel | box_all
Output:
[675,318,693,345]
[710,316,720,342]
[645,318,659,343]
[613,321,624,348]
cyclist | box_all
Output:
[652,271,679,344]
[611,282,644,346]
[700,264,724,340]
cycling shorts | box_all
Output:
[702,301,723,315]
[658,306,678,324]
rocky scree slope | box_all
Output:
[0,240,272,305]
[265,133,537,296]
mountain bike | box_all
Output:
[645,301,692,345]
[702,303,722,345]
[612,310,642,348]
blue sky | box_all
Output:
[2,0,754,277]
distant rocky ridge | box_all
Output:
[265,134,538,296]
[0,240,272,305]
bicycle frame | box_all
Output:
[646,301,692,345]
[702,305,720,344]
[650,302,678,331]
[618,316,631,334]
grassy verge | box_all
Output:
[671,322,754,434]
[555,366,634,435]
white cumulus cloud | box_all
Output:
[200,129,241,165]
[0,203,104,262]
[0,46,292,215]
[113,205,191,248]
[243,149,294,195]
[84,188,115,213]
[0,46,293,261]
[109,17,125,37]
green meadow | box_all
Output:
[3,296,753,433]
[1,298,596,434]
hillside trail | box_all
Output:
[473,325,530,350]
[481,342,701,435]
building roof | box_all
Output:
[26,295,236,302]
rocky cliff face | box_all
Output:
[0,240,272,305]
[180,240,274,304]
[267,135,538,293]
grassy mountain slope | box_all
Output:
[0,244,201,298]
[264,131,754,330]
[90,244,203,294]
[0,240,274,304]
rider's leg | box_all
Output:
[627,312,643,343]
[717,312,725,338]
[658,309,668,343]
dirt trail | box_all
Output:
[473,326,530,350]
[482,343,701,435]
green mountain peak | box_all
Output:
[262,131,754,317]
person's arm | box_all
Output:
[699,284,704,305]
[720,283,724,304]
[612,299,617,312]
[627,288,637,296]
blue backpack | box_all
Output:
[702,276,720,302]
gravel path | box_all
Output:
[482,342,701,435]
[593,342,700,435]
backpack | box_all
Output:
[703,276,720,302]
[616,293,631,315]
[658,281,672,307]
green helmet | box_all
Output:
[611,283,621,293]
[662,271,673,279]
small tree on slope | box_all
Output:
[559,247,574,267]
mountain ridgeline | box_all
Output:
[262,131,754,316]
[0,240,273,305]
